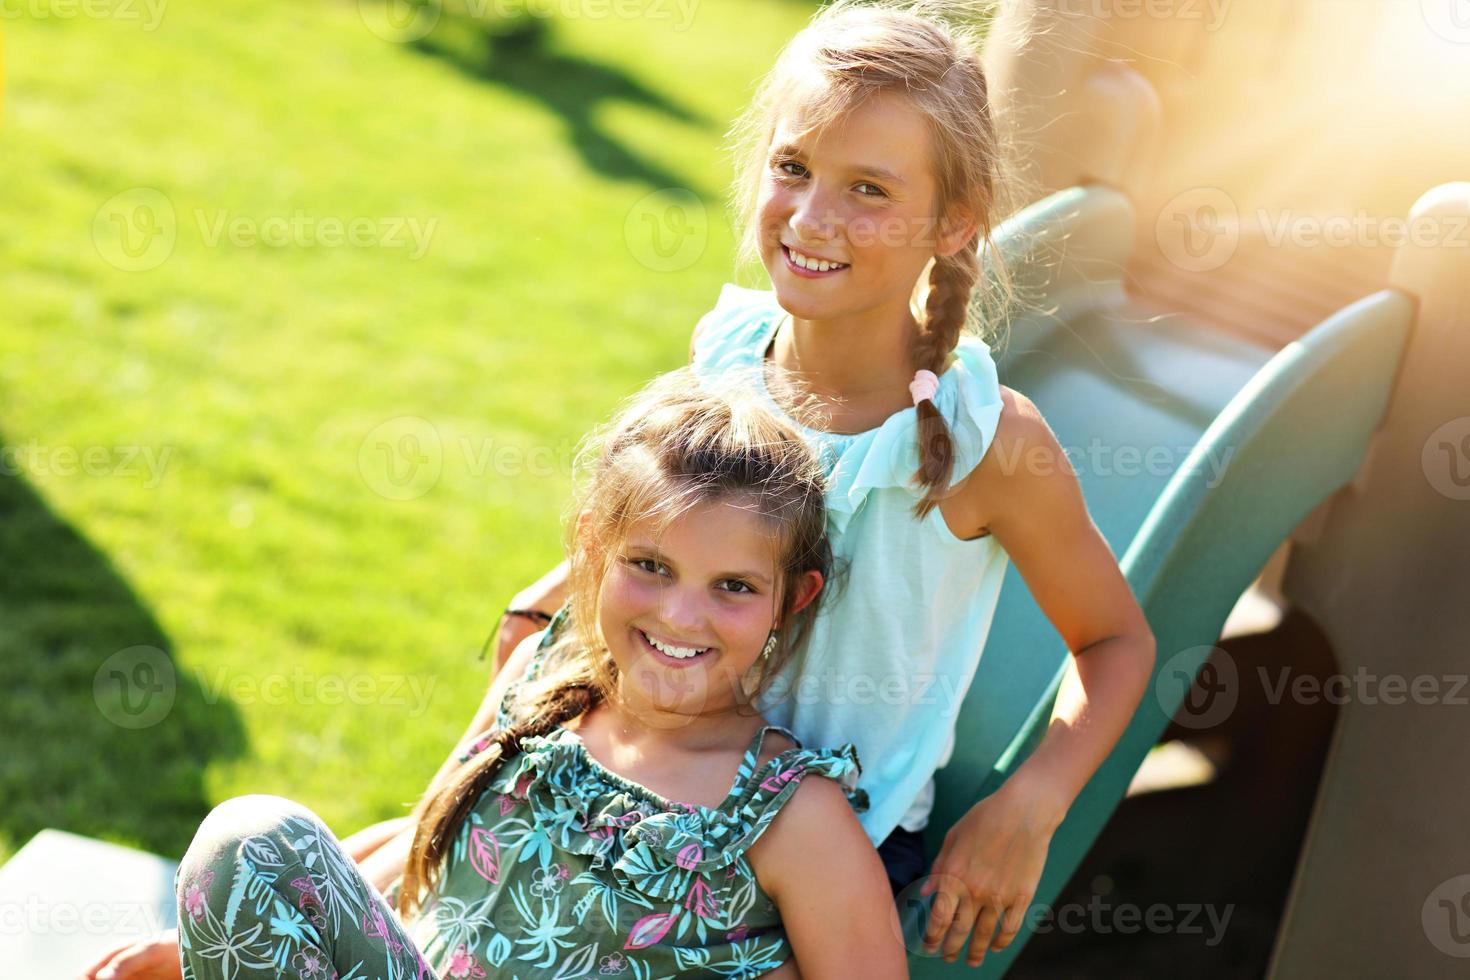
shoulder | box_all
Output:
[743,761,907,975]
[990,385,1054,454]
[745,768,869,889]
[955,384,1082,537]
[743,735,868,896]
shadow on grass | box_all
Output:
[0,438,247,861]
[408,8,710,190]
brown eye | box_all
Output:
[626,557,667,577]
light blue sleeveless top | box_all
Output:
[691,282,1011,846]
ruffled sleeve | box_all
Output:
[690,282,780,378]
[820,335,1006,535]
[690,280,1008,536]
[613,742,869,901]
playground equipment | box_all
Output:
[902,0,1470,975]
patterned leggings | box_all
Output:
[174,794,438,980]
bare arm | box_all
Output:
[964,387,1157,819]
[917,387,1156,966]
[492,560,569,670]
[339,814,414,862]
[749,778,909,979]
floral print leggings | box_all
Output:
[174,794,437,980]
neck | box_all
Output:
[594,678,757,754]
[772,295,924,403]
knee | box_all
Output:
[202,793,317,844]
[177,795,321,886]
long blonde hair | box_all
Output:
[397,367,833,919]
[727,0,1019,517]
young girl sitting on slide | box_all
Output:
[83,369,907,980]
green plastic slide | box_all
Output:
[903,184,1413,975]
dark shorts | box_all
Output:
[877,824,928,897]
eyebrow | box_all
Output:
[626,544,774,588]
[768,141,908,187]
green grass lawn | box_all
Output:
[0,0,820,864]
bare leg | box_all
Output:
[339,814,414,862]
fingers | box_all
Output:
[922,885,990,965]
[941,894,982,963]
[920,875,960,954]
[991,898,1029,952]
[86,943,134,980]
[964,903,1002,966]
[921,874,980,963]
[918,881,1033,967]
[76,941,125,979]
[80,932,180,980]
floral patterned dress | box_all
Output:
[395,719,867,979]
[173,606,868,980]
[402,604,869,978]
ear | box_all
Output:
[785,569,825,619]
[574,508,599,555]
[934,205,978,259]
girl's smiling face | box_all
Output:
[595,497,819,727]
[758,90,963,320]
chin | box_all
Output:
[767,282,831,321]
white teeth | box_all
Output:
[641,630,707,660]
[787,246,845,272]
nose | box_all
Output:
[788,183,841,245]
[654,583,709,640]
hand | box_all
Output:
[77,928,181,980]
[918,779,1062,968]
